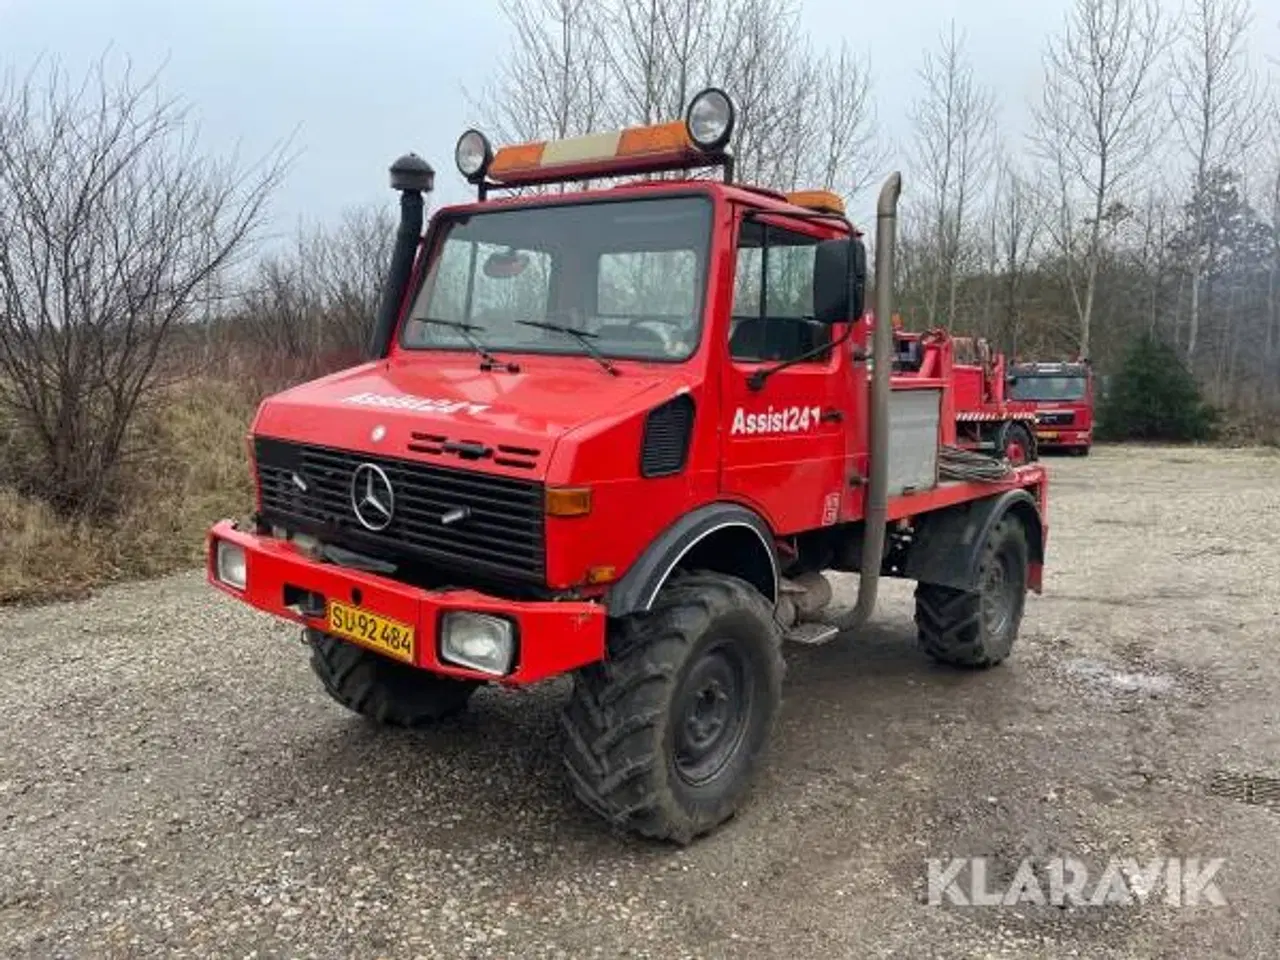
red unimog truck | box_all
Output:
[207,89,1049,844]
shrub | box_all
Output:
[1096,333,1216,442]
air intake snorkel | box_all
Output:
[366,153,435,360]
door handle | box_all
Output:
[820,408,843,423]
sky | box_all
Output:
[2,0,1277,244]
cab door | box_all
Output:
[718,211,851,535]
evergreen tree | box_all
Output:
[1097,334,1217,441]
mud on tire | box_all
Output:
[560,571,784,845]
[915,516,1029,668]
[308,630,480,727]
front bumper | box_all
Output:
[206,520,606,685]
[1035,428,1091,448]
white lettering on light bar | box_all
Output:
[342,391,490,416]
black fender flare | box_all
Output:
[605,502,779,617]
[901,489,1045,593]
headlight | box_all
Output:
[440,612,515,675]
[455,129,493,183]
[215,540,247,590]
[685,88,735,150]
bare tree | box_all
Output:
[309,205,396,356]
[1133,188,1178,337]
[474,0,881,203]
[235,203,394,366]
[810,41,884,204]
[908,22,997,327]
[992,160,1047,355]
[481,0,609,146]
[1171,0,1263,362]
[0,56,286,517]
[1032,0,1166,358]
[1268,158,1280,377]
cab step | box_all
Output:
[784,622,840,646]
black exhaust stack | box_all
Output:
[367,153,435,360]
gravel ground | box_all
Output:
[3,444,1280,959]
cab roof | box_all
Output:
[434,178,862,237]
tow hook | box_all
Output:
[284,585,326,619]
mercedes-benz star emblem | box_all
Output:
[350,463,395,532]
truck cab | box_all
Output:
[207,89,1049,845]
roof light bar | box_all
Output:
[785,190,846,215]
[468,88,737,195]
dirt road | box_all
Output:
[3,445,1279,959]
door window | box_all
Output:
[728,220,831,364]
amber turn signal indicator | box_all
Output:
[546,486,592,517]
[586,565,617,584]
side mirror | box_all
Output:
[813,236,867,324]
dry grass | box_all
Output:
[0,377,260,604]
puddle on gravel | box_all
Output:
[1062,658,1176,695]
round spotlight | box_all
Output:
[455,129,493,183]
[685,88,736,151]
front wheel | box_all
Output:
[308,631,480,726]
[999,421,1037,465]
[915,515,1029,668]
[560,572,784,844]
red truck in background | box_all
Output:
[1006,359,1095,455]
[889,321,1039,464]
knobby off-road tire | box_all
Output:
[307,630,479,727]
[560,571,785,845]
[915,516,1029,669]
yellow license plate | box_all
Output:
[327,600,416,663]
[1037,430,1059,440]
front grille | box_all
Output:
[1037,411,1075,427]
[254,437,545,582]
[405,432,542,471]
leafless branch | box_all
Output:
[1030,0,1168,357]
[0,54,288,517]
[908,21,998,326]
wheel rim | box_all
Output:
[673,640,752,786]
[1005,434,1027,465]
[979,549,1018,639]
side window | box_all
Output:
[729,220,829,363]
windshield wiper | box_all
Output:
[516,320,618,376]
[415,318,520,373]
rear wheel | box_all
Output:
[915,516,1029,668]
[307,630,480,727]
[560,572,784,845]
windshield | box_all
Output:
[1008,375,1088,402]
[401,196,713,362]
